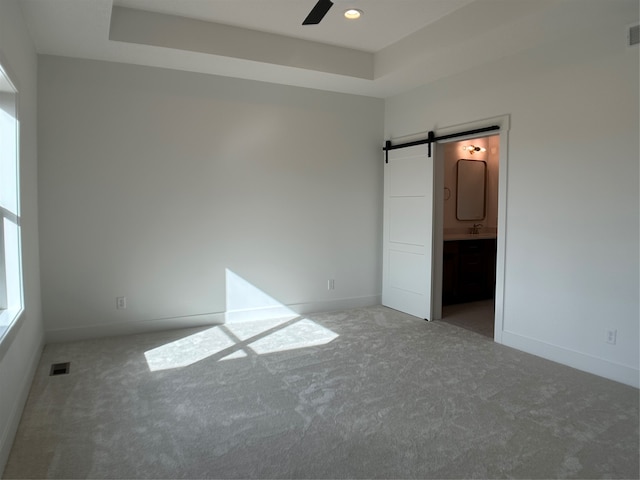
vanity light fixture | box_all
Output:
[461,144,486,155]
[344,9,363,20]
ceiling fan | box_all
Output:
[302,0,334,25]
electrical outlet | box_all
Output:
[605,329,617,345]
[116,296,127,310]
[327,279,335,290]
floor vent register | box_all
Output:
[49,362,70,376]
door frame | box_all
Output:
[387,114,510,341]
[433,115,510,341]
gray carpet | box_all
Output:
[3,306,639,479]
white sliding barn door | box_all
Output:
[382,144,435,320]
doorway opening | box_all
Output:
[439,135,499,339]
[381,114,508,341]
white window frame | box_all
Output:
[0,59,24,356]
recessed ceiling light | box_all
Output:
[344,9,363,20]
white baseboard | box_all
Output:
[45,295,381,344]
[45,312,227,343]
[289,295,381,316]
[0,336,43,474]
[501,331,639,388]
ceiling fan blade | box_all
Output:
[302,0,334,25]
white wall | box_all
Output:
[386,0,639,387]
[0,0,44,473]
[38,56,384,342]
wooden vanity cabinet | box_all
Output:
[443,238,496,305]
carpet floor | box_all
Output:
[3,306,639,479]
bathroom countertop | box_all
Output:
[444,233,497,241]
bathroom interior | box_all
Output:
[441,135,499,338]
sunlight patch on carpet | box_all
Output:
[144,269,338,371]
[144,327,237,371]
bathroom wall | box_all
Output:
[443,136,499,234]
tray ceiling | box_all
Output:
[18,0,587,97]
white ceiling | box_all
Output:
[114,0,475,52]
[17,0,575,98]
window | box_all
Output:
[0,64,23,345]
